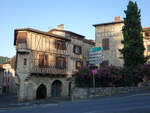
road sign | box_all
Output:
[89,46,103,65]
[90,47,103,52]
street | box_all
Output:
[1,91,150,113]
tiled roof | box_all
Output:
[14,28,70,45]
[143,27,150,31]
[93,21,124,27]
[49,29,85,38]
[49,29,94,45]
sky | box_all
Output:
[0,0,150,58]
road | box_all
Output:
[1,91,150,113]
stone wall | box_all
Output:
[72,87,150,100]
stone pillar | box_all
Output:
[62,80,69,97]
[18,80,26,102]
[47,81,52,98]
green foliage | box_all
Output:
[120,1,146,69]
[74,67,93,88]
[122,67,137,86]
[134,62,150,82]
[0,56,9,64]
[96,66,123,87]
[74,66,123,88]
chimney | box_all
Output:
[57,24,64,30]
[114,16,121,22]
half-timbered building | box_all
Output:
[14,26,94,101]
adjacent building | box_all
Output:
[143,27,150,57]
[93,16,150,67]
[14,25,94,101]
[0,63,16,95]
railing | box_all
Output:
[50,49,68,55]
[73,54,83,59]
[31,60,67,75]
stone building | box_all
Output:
[0,63,16,95]
[14,26,94,101]
[143,27,150,57]
[93,16,150,67]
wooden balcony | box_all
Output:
[31,61,67,76]
[50,49,68,56]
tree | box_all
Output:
[120,1,146,69]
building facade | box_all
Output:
[93,16,150,67]
[0,63,16,95]
[14,26,94,101]
[143,27,150,57]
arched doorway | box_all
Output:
[51,80,62,97]
[36,84,47,100]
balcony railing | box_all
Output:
[31,60,67,75]
[50,49,68,55]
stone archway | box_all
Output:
[36,84,47,100]
[51,80,62,97]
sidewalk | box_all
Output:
[1,89,150,110]
[0,94,70,109]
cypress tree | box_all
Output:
[120,1,146,69]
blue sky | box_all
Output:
[0,0,150,57]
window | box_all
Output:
[23,58,27,65]
[73,45,82,54]
[147,45,150,52]
[55,40,66,50]
[56,57,66,69]
[76,61,83,69]
[145,32,150,37]
[100,60,109,67]
[102,38,109,50]
[38,54,49,67]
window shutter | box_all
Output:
[102,38,109,50]
[55,40,58,49]
[102,39,105,50]
[45,55,49,67]
[39,55,42,67]
[55,57,59,68]
[62,41,66,50]
[73,45,76,53]
[79,46,82,54]
[105,39,109,50]
[63,57,66,69]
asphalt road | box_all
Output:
[1,91,150,113]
